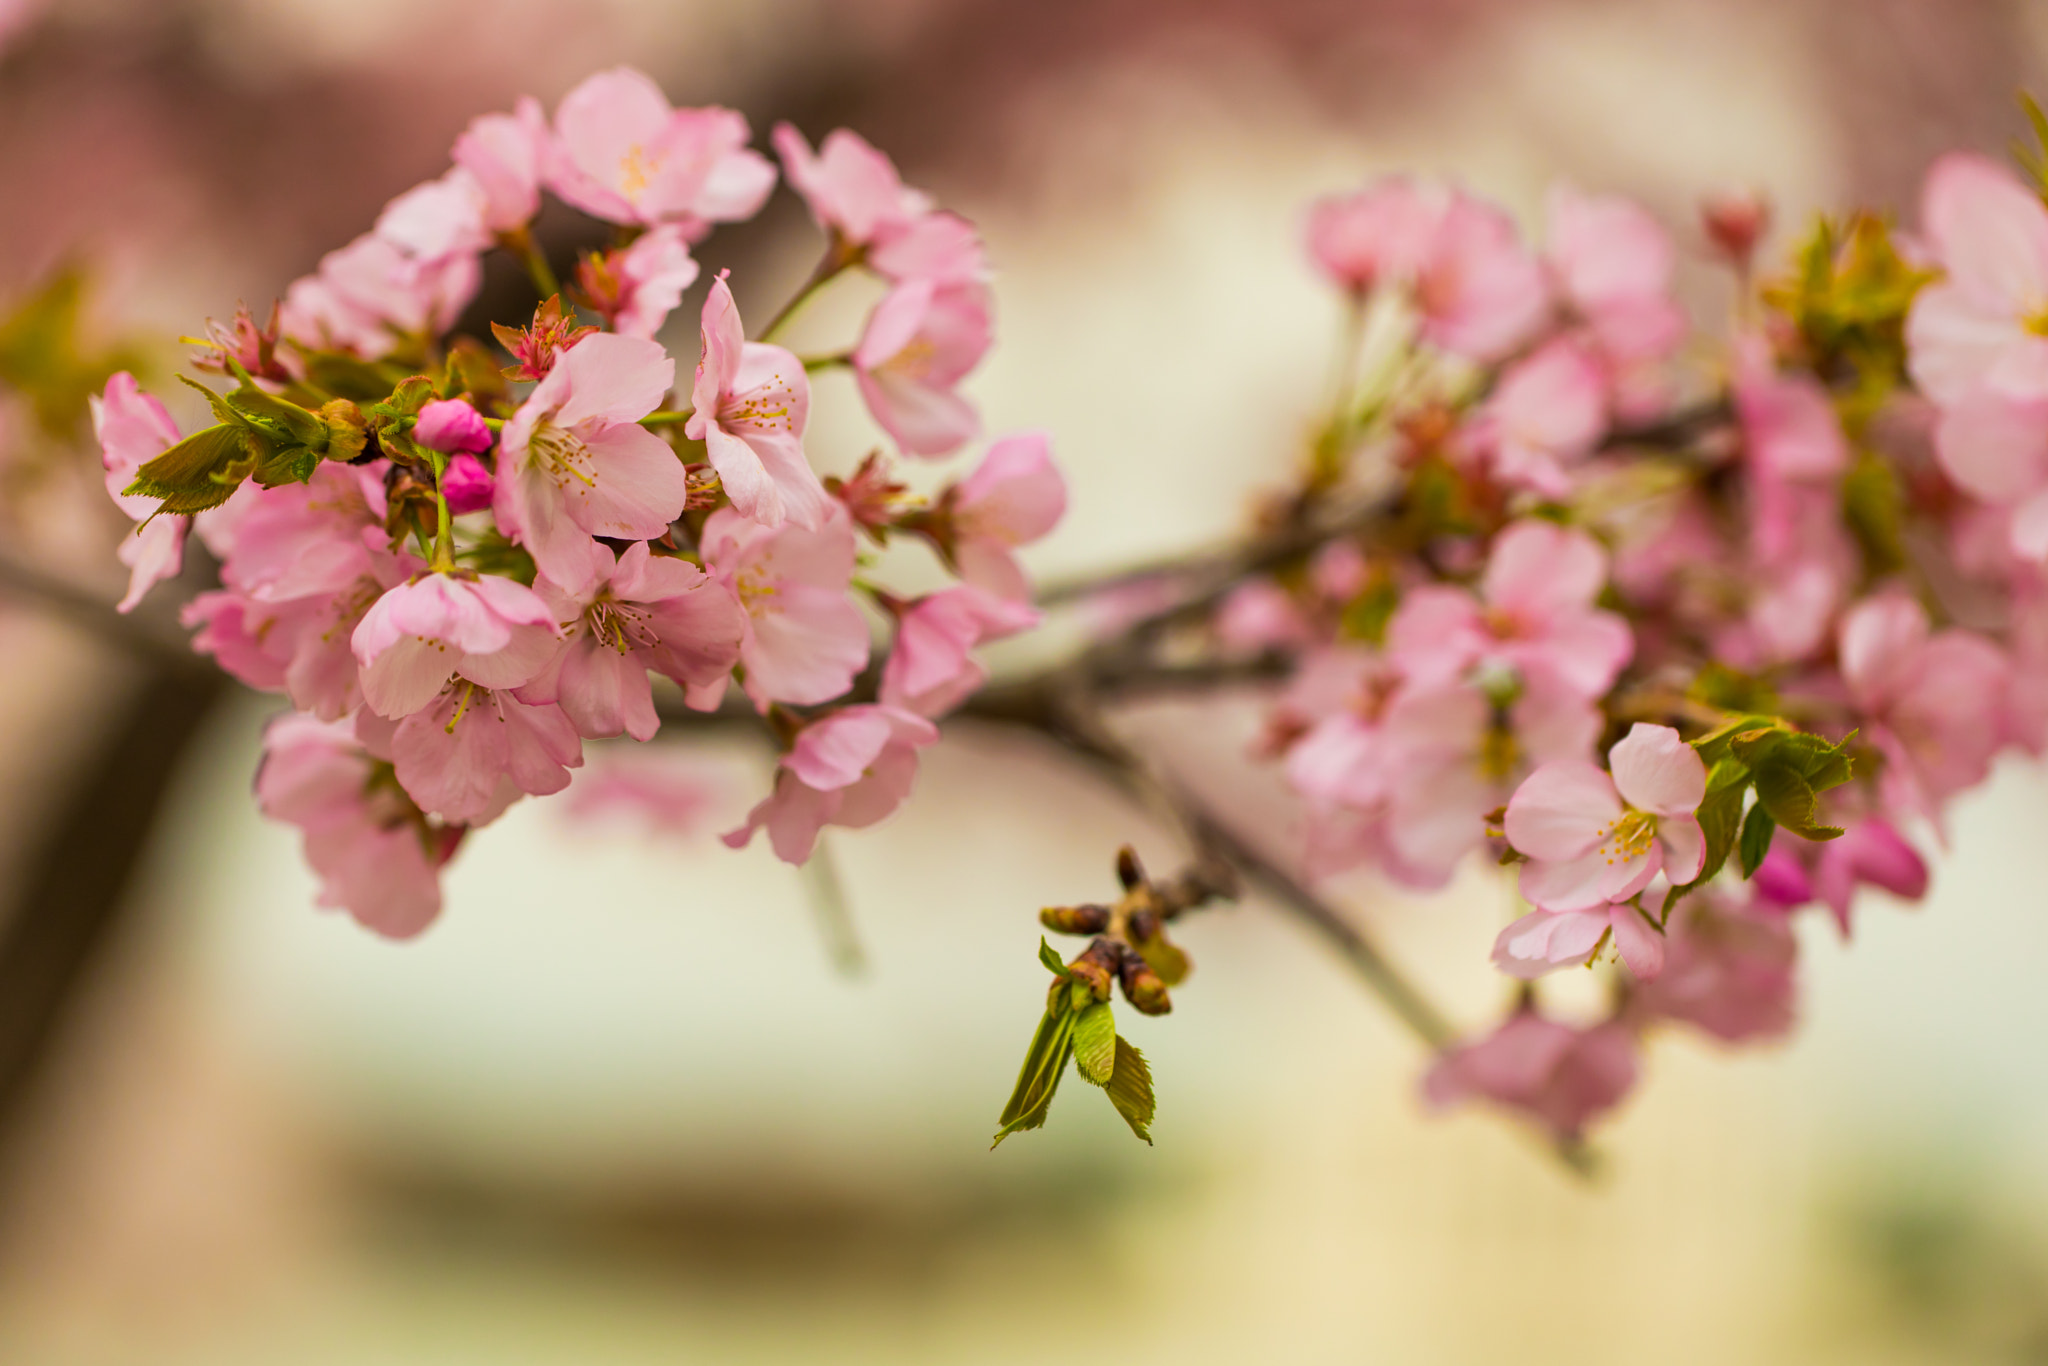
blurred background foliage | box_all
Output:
[3,0,2048,1362]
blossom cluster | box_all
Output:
[96,67,1064,938]
[1233,158,2045,1142]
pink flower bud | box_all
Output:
[440,453,496,514]
[414,398,493,455]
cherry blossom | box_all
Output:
[1424,1009,1638,1142]
[517,541,745,741]
[945,431,1066,602]
[724,705,939,864]
[544,67,774,230]
[1504,723,1707,914]
[497,332,690,594]
[685,274,826,528]
[853,278,991,456]
[697,505,869,710]
[389,682,583,825]
[879,585,1039,718]
[452,97,548,233]
[772,123,932,247]
[351,572,560,719]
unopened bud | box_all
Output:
[1066,937,1120,1003]
[1702,189,1771,268]
[1040,903,1111,935]
[1119,951,1172,1015]
[1116,845,1146,892]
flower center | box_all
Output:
[1593,808,1657,866]
[734,565,779,617]
[884,334,939,381]
[724,373,797,433]
[531,420,599,493]
[585,596,659,654]
[618,144,661,201]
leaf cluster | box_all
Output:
[1761,213,1931,388]
[991,938,1157,1148]
[1664,715,1856,915]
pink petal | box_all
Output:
[1656,814,1705,884]
[1503,760,1621,860]
[1607,723,1705,816]
[1606,905,1665,980]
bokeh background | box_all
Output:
[3,1,2048,1361]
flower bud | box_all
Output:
[1040,903,1111,935]
[1118,951,1172,1015]
[415,398,493,455]
[440,453,496,514]
[1701,189,1770,268]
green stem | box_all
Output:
[428,452,457,574]
[801,352,852,373]
[757,246,856,344]
[499,226,560,302]
[639,408,694,428]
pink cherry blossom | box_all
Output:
[1628,895,1796,1042]
[867,210,989,285]
[1423,1009,1637,1142]
[351,572,560,719]
[1544,185,1684,368]
[256,713,453,939]
[497,332,690,594]
[1492,900,1668,980]
[373,169,491,262]
[1385,519,1632,698]
[516,541,745,741]
[544,67,775,230]
[452,96,548,233]
[604,224,700,340]
[685,274,826,528]
[1905,152,2048,409]
[880,585,1039,718]
[90,372,188,612]
[414,398,493,455]
[1215,581,1315,654]
[697,505,869,710]
[772,123,932,246]
[1805,818,1930,936]
[854,278,991,456]
[1926,386,2048,560]
[723,705,939,864]
[1305,177,1439,294]
[389,681,583,824]
[1474,337,1607,497]
[1412,190,1551,362]
[1838,593,2010,824]
[946,431,1066,601]
[214,461,387,604]
[279,232,479,359]
[1504,722,1707,914]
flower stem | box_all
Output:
[757,245,856,344]
[639,408,694,428]
[499,226,560,302]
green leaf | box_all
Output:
[252,442,320,489]
[300,350,407,402]
[1104,1036,1155,1145]
[1754,764,1844,841]
[124,423,264,513]
[224,361,330,447]
[1037,936,1068,977]
[1073,1002,1116,1086]
[991,1002,1076,1148]
[1738,801,1777,879]
[1693,759,1751,884]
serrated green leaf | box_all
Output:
[174,373,247,429]
[1105,1036,1155,1145]
[992,1003,1076,1149]
[224,361,330,447]
[124,423,263,513]
[1037,936,1068,977]
[1738,801,1777,879]
[1754,764,1844,841]
[252,442,320,488]
[1073,1002,1116,1086]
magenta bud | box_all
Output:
[414,398,493,455]
[440,453,496,514]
